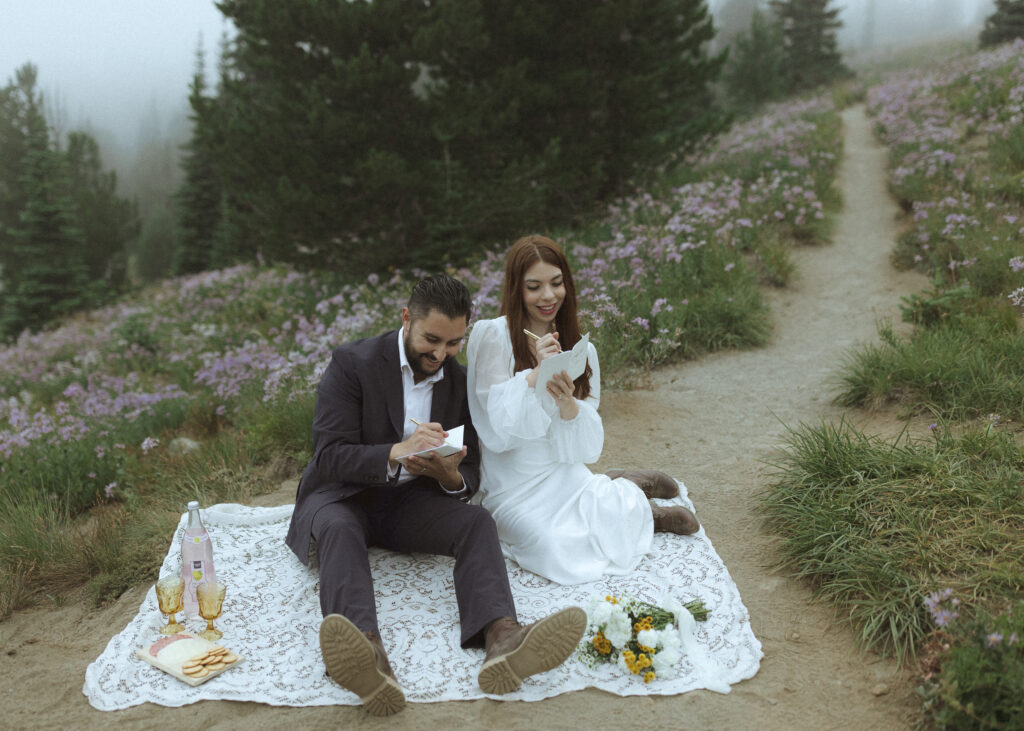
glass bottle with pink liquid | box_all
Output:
[181,500,216,617]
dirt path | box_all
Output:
[0,106,929,730]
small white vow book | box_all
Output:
[396,425,465,466]
[534,333,590,394]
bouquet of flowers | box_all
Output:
[578,594,710,682]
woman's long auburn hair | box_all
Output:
[499,234,592,400]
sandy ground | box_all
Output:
[0,106,931,730]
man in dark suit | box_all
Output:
[286,274,585,716]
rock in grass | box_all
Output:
[169,437,200,455]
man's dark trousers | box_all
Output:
[286,331,516,649]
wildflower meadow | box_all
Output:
[761,41,1024,729]
[0,93,842,618]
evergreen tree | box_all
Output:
[135,201,177,282]
[213,0,433,270]
[64,131,139,295]
[0,65,39,303]
[980,0,1024,47]
[723,9,787,111]
[1,65,87,337]
[206,0,726,273]
[0,64,129,337]
[417,0,726,254]
[769,0,850,93]
[174,44,223,275]
[0,103,89,337]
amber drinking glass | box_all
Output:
[155,576,185,635]
[197,581,227,641]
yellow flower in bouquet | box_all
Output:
[578,594,709,681]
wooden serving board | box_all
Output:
[135,632,244,686]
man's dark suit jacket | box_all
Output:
[285,329,481,566]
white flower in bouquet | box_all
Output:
[603,604,632,649]
[636,628,661,650]
[586,596,613,627]
[652,645,682,678]
[578,593,710,683]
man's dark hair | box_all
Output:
[407,274,473,323]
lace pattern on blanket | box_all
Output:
[84,486,762,710]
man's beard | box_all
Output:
[404,333,444,380]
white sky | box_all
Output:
[1,0,230,146]
[0,0,997,152]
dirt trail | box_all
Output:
[0,106,929,730]
[593,104,932,729]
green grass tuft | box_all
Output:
[760,419,1024,663]
[834,317,1024,421]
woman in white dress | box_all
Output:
[466,234,700,585]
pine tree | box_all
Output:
[135,201,177,282]
[213,0,433,270]
[64,131,139,296]
[0,64,90,338]
[980,0,1024,47]
[0,65,39,304]
[769,0,850,93]
[724,9,788,111]
[0,109,89,337]
[174,44,222,275]
[416,0,727,257]
[206,0,726,273]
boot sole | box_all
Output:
[478,606,587,695]
[320,614,405,716]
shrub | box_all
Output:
[920,595,1024,730]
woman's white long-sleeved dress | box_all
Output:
[466,316,653,584]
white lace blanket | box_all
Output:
[84,486,762,710]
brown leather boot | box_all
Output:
[606,469,680,499]
[650,500,700,535]
[320,614,405,716]
[478,607,587,694]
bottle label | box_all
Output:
[190,560,205,583]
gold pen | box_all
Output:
[523,329,541,340]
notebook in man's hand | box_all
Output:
[395,425,465,466]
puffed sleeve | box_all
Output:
[546,342,604,464]
[467,318,552,453]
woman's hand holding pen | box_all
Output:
[524,329,561,389]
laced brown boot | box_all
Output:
[606,469,680,499]
[320,614,405,716]
[477,607,587,695]
[650,500,700,535]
